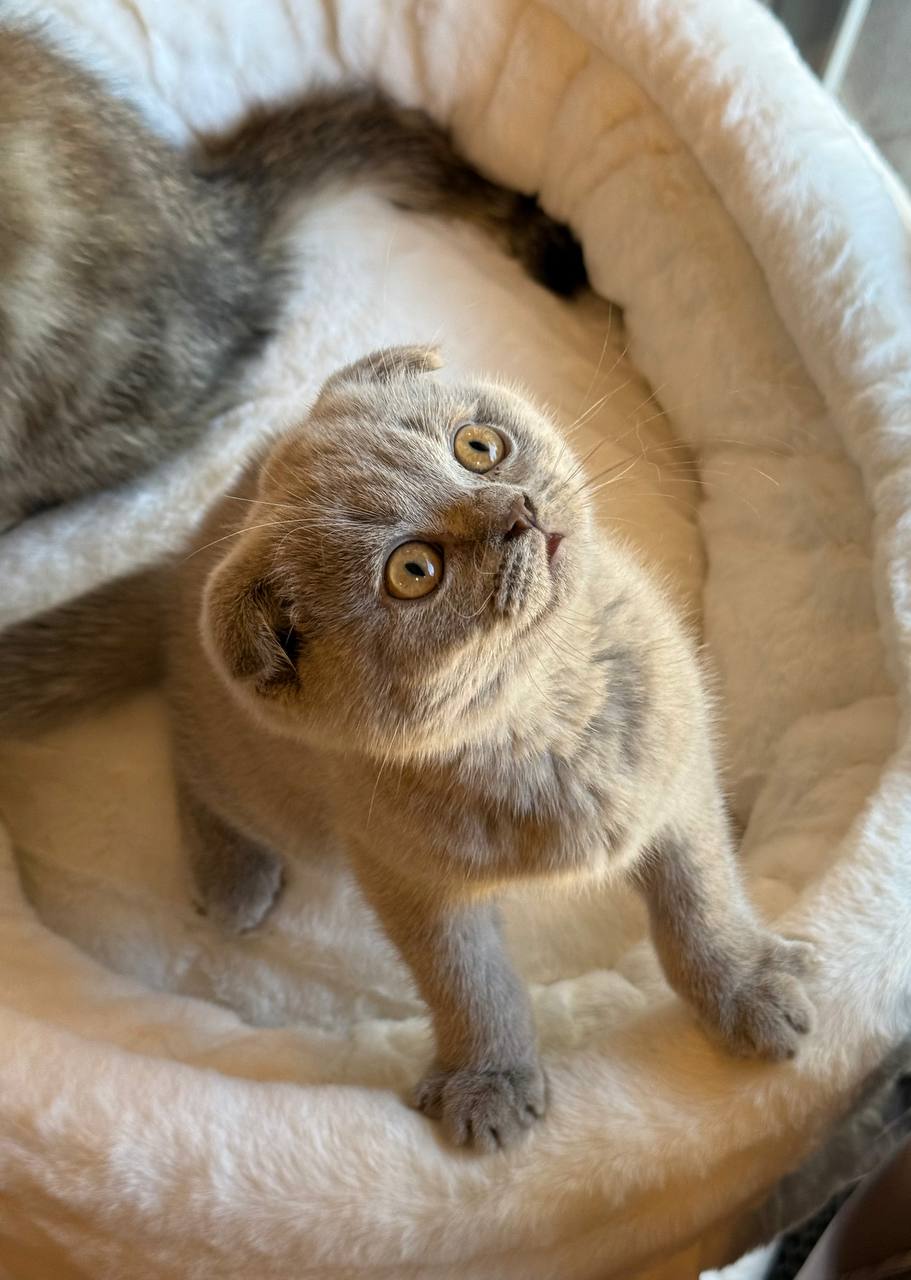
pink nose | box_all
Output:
[501,495,536,539]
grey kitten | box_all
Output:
[0,347,814,1152]
[0,19,584,529]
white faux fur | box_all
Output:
[0,2,909,1278]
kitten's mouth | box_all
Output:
[516,497,564,570]
[494,525,566,617]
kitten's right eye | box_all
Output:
[385,542,443,600]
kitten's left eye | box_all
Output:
[385,542,443,600]
[454,424,507,473]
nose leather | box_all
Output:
[501,494,536,540]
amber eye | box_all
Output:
[385,542,443,600]
[453,423,507,473]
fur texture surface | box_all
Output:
[0,0,908,1277]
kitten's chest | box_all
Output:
[476,746,624,877]
[359,738,626,885]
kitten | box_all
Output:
[0,20,583,530]
[0,347,815,1151]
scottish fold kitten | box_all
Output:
[0,347,814,1150]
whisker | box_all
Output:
[223,493,293,511]
[183,519,304,561]
[564,453,641,504]
[443,591,495,621]
[573,312,616,419]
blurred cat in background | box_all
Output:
[0,18,584,529]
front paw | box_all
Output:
[709,936,816,1061]
[413,1061,547,1152]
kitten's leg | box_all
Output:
[353,856,545,1152]
[635,809,815,1060]
[179,784,285,933]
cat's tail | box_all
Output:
[0,566,167,736]
[197,86,586,298]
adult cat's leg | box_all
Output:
[635,801,815,1060]
[180,784,285,933]
[353,853,545,1151]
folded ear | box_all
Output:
[202,536,301,696]
[318,345,442,398]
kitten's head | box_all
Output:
[203,346,597,755]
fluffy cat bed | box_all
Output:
[1,1,910,1277]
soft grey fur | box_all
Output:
[0,18,584,529]
[0,348,815,1152]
